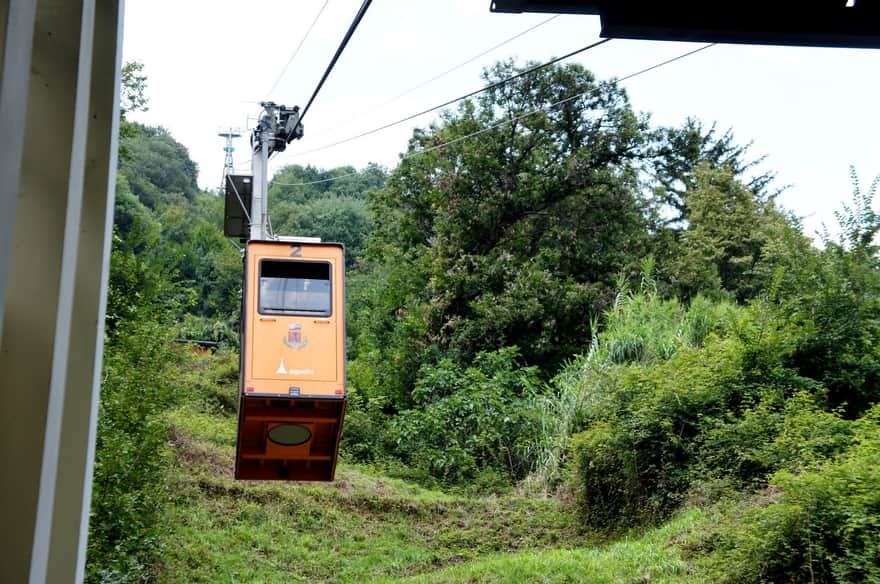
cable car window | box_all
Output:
[259,260,332,316]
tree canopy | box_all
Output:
[352,61,659,407]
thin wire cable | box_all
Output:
[266,0,330,98]
[274,170,362,187]
[406,44,718,160]
[226,237,244,252]
[299,0,373,125]
[289,38,612,158]
[616,43,715,83]
[317,14,560,136]
[271,43,716,188]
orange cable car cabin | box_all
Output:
[235,240,346,481]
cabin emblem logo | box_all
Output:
[283,323,308,350]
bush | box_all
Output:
[769,173,880,416]
[750,392,854,473]
[388,347,546,488]
[174,313,239,349]
[86,319,183,582]
[782,245,880,416]
[565,276,876,533]
[570,338,747,529]
[696,405,880,583]
[524,282,738,495]
[338,405,393,464]
[87,223,189,582]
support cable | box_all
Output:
[299,0,374,126]
[289,38,612,158]
[266,0,330,98]
[272,43,716,188]
[316,14,560,136]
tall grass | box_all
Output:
[522,269,734,495]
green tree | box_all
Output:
[650,118,776,226]
[89,223,188,582]
[118,123,199,208]
[353,61,650,409]
[113,173,155,240]
[118,61,148,162]
[90,60,248,581]
[268,164,385,264]
[120,61,148,118]
[779,170,880,414]
[667,163,797,300]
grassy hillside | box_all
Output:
[158,351,710,584]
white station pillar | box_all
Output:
[0,0,123,582]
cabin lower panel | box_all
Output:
[234,396,346,481]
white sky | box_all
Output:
[122,0,880,238]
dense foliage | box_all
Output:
[268,163,386,265]
[559,184,880,580]
[343,61,879,581]
[351,62,651,410]
[88,198,193,579]
[692,406,880,583]
[90,58,880,583]
[344,61,805,488]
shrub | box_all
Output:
[691,388,851,491]
[338,405,393,464]
[87,224,188,582]
[696,405,880,583]
[751,392,854,473]
[779,244,880,416]
[570,339,748,529]
[86,319,182,582]
[772,172,880,416]
[389,347,545,487]
[525,285,737,495]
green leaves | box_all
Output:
[268,164,385,265]
[696,406,880,583]
[120,61,148,118]
[833,167,880,258]
[389,348,545,487]
[666,163,798,301]
[352,61,652,408]
[88,319,184,582]
[117,123,200,208]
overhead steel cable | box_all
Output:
[404,43,717,159]
[299,0,374,126]
[288,37,612,158]
[266,0,330,98]
[316,14,560,136]
[271,43,717,188]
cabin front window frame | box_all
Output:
[257,259,333,317]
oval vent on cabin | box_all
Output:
[267,424,312,446]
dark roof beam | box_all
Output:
[490,1,880,49]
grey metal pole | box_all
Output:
[259,134,270,238]
[250,125,269,241]
[248,102,302,241]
